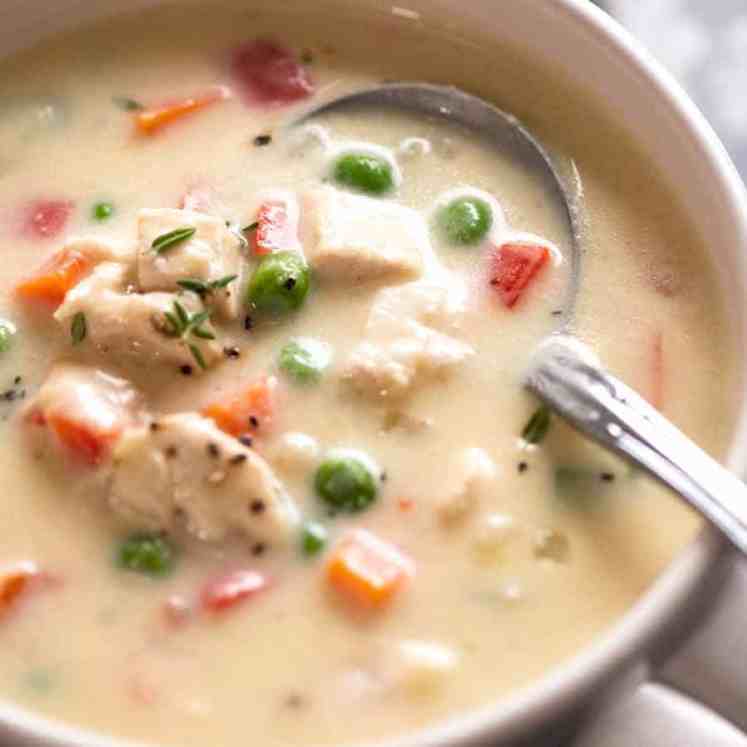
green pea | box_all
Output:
[438,196,492,246]
[301,521,328,556]
[247,251,310,316]
[0,320,16,353]
[315,453,378,513]
[333,152,394,195]
[92,201,114,222]
[117,533,174,577]
[279,338,330,384]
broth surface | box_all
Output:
[0,5,738,747]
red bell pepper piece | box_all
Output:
[200,569,268,613]
[489,242,550,308]
[24,200,73,240]
[251,200,297,255]
[231,39,313,106]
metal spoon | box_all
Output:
[296,82,747,556]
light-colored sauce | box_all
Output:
[0,5,737,747]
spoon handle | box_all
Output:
[525,335,747,556]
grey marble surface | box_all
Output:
[606,0,747,176]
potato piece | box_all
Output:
[436,448,497,525]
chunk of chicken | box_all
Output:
[23,363,143,465]
[109,413,299,547]
[385,640,459,696]
[55,262,222,371]
[344,280,474,398]
[137,208,243,319]
[62,235,137,266]
[303,187,430,283]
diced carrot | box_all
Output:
[200,569,268,613]
[489,242,550,309]
[15,247,93,309]
[650,331,664,411]
[45,412,120,466]
[24,200,74,240]
[398,497,415,512]
[135,86,231,136]
[251,200,297,256]
[202,376,277,438]
[0,562,39,616]
[326,529,415,610]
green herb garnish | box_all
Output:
[243,221,259,233]
[161,300,215,369]
[177,274,238,299]
[117,533,174,577]
[301,521,328,557]
[151,226,196,255]
[0,319,16,353]
[188,344,207,370]
[71,312,87,345]
[521,406,551,445]
[112,96,144,112]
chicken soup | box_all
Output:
[0,4,738,747]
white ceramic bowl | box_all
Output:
[1,1,746,746]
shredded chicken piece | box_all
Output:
[303,187,431,283]
[109,413,299,546]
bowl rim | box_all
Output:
[1,1,747,746]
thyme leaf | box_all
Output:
[521,406,551,445]
[152,226,196,255]
[189,344,207,370]
[210,274,238,290]
[71,312,87,345]
[159,300,215,368]
[177,274,238,298]
[192,326,216,341]
[113,96,144,111]
[173,300,190,328]
[176,279,208,295]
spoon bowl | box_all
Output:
[294,82,584,320]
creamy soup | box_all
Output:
[0,4,738,747]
